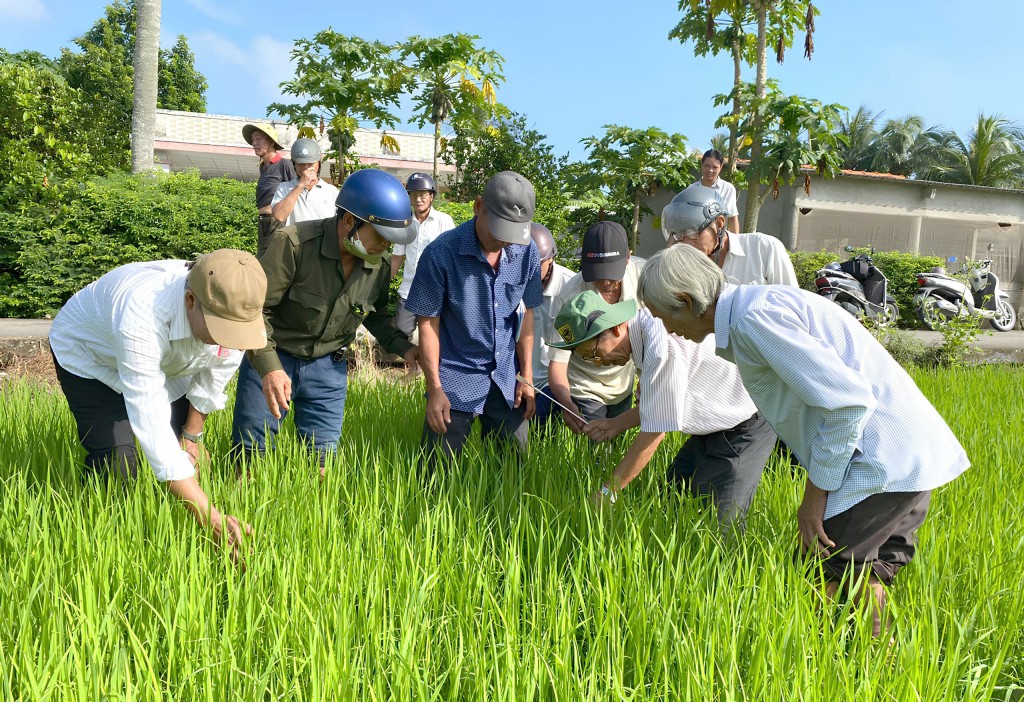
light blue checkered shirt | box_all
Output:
[714,284,969,519]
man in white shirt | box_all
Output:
[637,244,970,637]
[689,149,740,234]
[391,172,457,340]
[528,222,575,423]
[49,250,268,565]
[271,138,340,227]
[548,222,644,431]
[549,291,775,527]
[663,186,797,287]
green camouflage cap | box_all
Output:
[548,290,638,349]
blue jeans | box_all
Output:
[231,350,348,460]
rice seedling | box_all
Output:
[0,365,1021,700]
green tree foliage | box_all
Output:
[715,80,846,232]
[57,1,208,171]
[401,33,505,182]
[1,171,255,317]
[443,113,571,242]
[270,31,409,181]
[159,35,208,112]
[918,114,1024,189]
[578,125,692,253]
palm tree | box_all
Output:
[870,115,928,176]
[918,114,1024,188]
[130,0,160,173]
[838,106,879,171]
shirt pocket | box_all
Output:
[286,285,330,332]
[338,299,376,338]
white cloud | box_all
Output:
[192,30,248,66]
[251,35,295,104]
[0,0,49,22]
[191,31,296,112]
[183,0,244,26]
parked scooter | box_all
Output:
[913,243,1017,332]
[813,245,900,327]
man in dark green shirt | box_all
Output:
[231,169,419,472]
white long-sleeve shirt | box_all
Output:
[722,232,798,287]
[713,283,969,519]
[49,260,244,482]
[629,308,756,435]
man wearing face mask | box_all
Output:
[232,168,420,473]
[528,222,575,423]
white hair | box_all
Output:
[637,245,725,318]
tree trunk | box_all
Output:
[742,2,770,232]
[630,193,641,253]
[433,119,441,182]
[130,0,161,174]
[727,30,742,181]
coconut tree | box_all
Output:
[918,114,1024,188]
[130,0,160,173]
[870,114,929,176]
[838,106,880,171]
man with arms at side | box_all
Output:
[49,250,268,565]
[406,171,542,472]
[689,149,740,234]
[390,172,456,343]
[527,222,575,423]
[270,137,339,227]
[547,222,643,431]
[637,244,970,637]
[232,169,419,475]
[243,122,296,256]
[550,291,775,528]
[663,189,797,287]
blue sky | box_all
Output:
[2,0,1022,161]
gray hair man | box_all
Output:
[662,186,797,286]
[270,137,339,227]
[637,244,969,637]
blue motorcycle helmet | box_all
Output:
[405,172,437,194]
[336,169,418,245]
[825,262,842,271]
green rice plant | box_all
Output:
[0,366,1022,700]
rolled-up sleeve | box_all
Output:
[186,350,244,414]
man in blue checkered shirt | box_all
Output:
[406,171,543,473]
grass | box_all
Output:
[0,365,1022,700]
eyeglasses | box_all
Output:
[576,335,604,364]
[667,229,703,244]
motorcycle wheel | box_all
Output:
[839,302,863,319]
[917,297,950,331]
[990,300,1018,332]
[878,302,900,328]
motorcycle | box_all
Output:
[813,245,900,327]
[913,243,1017,332]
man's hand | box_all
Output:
[212,514,253,570]
[561,400,586,433]
[181,438,210,471]
[589,484,618,510]
[514,379,536,420]
[583,417,622,444]
[425,387,452,434]
[300,167,318,191]
[261,369,292,419]
[403,347,421,376]
[797,480,835,557]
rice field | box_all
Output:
[0,364,1022,700]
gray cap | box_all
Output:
[290,137,322,164]
[482,171,535,245]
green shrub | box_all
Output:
[4,170,256,317]
[789,249,945,328]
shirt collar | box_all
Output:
[457,217,520,265]
[321,216,342,260]
[267,152,283,165]
[170,279,194,341]
[713,282,737,352]
[726,231,746,258]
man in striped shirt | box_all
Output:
[548,290,776,527]
[49,250,268,565]
[637,244,970,637]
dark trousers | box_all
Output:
[667,413,777,526]
[573,393,633,422]
[53,354,189,479]
[257,214,277,257]
[420,381,528,476]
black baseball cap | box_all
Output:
[581,222,629,282]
